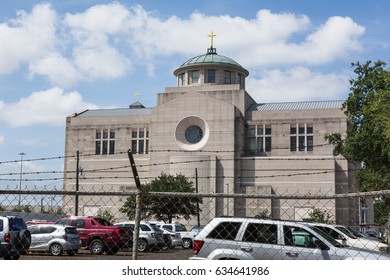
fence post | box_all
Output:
[128,149,142,260]
[75,151,80,216]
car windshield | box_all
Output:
[335,226,357,239]
[309,226,347,248]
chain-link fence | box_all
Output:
[1,186,390,259]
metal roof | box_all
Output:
[73,108,152,117]
[177,47,249,76]
[248,100,345,111]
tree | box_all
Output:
[97,209,116,223]
[325,61,390,192]
[304,208,333,224]
[120,173,202,223]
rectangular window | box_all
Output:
[102,140,108,154]
[190,70,199,84]
[206,69,216,83]
[290,136,297,151]
[95,141,101,155]
[131,128,149,154]
[224,71,231,84]
[307,136,313,151]
[109,140,115,154]
[103,129,108,139]
[257,137,264,152]
[249,137,256,152]
[265,137,272,152]
[237,73,242,85]
[95,128,116,155]
[298,136,305,151]
[131,140,137,153]
[139,140,144,154]
[247,125,272,154]
[290,124,314,152]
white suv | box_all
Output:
[306,222,389,253]
[0,216,31,260]
[190,217,390,260]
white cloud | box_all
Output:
[246,67,350,102]
[0,3,56,74]
[0,3,366,90]
[0,87,98,127]
[28,53,80,87]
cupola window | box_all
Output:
[206,69,216,83]
[190,70,199,84]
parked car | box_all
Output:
[180,225,204,249]
[114,221,165,252]
[305,222,389,253]
[151,222,190,248]
[0,216,31,260]
[190,217,390,260]
[28,224,82,256]
[55,216,132,255]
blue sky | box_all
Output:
[0,0,389,192]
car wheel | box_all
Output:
[138,239,148,252]
[49,243,63,256]
[106,246,120,255]
[182,238,192,249]
[89,239,104,255]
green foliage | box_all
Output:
[256,209,271,219]
[304,208,333,224]
[120,173,202,223]
[326,61,390,192]
[374,197,390,226]
[0,205,4,211]
[98,209,116,223]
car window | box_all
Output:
[243,223,277,244]
[284,226,322,248]
[71,219,86,228]
[40,226,56,234]
[140,224,151,231]
[315,226,340,239]
[96,217,112,226]
[175,224,187,231]
[207,222,241,240]
[0,220,3,231]
[9,217,26,231]
[163,225,173,231]
[56,218,69,226]
[65,227,79,235]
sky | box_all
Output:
[0,0,389,194]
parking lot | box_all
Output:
[20,247,193,260]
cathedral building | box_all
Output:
[63,40,358,226]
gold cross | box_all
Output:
[208,31,217,48]
[134,91,141,101]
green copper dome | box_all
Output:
[176,47,249,77]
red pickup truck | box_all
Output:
[55,216,132,255]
